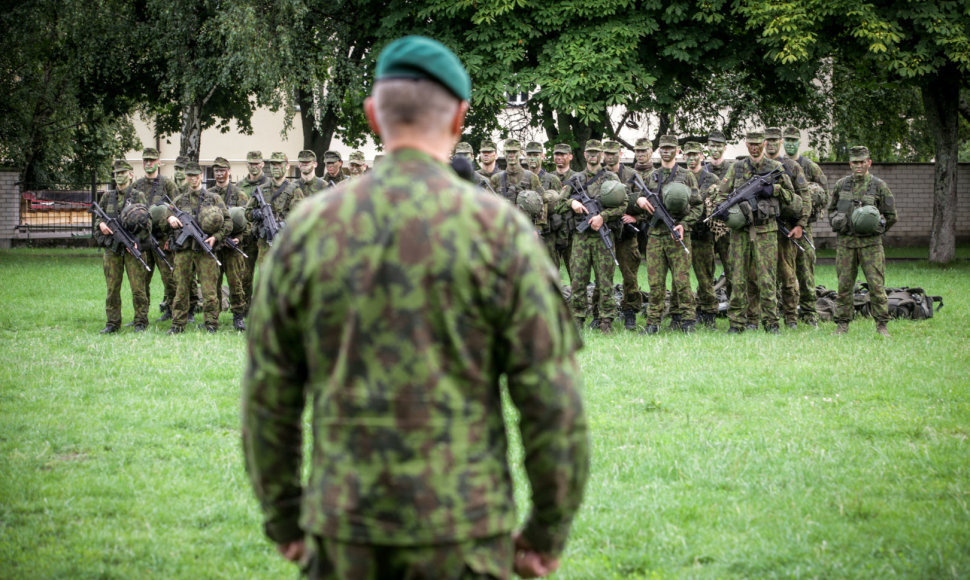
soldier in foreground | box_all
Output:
[828,145,897,336]
[242,35,589,580]
[208,156,250,331]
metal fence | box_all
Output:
[16,184,107,239]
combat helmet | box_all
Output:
[199,205,225,235]
[228,207,248,236]
[120,203,152,236]
[149,204,171,230]
[725,204,749,230]
[851,204,883,235]
[516,189,544,222]
[599,180,628,208]
[662,182,691,218]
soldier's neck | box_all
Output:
[273,177,286,186]
[146,170,159,179]
[607,163,620,172]
[660,160,676,170]
[586,163,602,173]
[480,161,496,172]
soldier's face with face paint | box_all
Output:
[765,138,781,156]
[603,151,619,166]
[505,150,520,167]
[114,170,132,187]
[746,141,765,159]
[186,173,202,189]
[553,151,572,169]
[526,152,542,171]
[708,142,725,159]
[584,150,602,166]
[635,149,652,165]
[270,161,286,180]
[784,138,800,157]
[248,161,264,178]
[299,161,316,178]
[143,159,159,175]
[685,152,702,169]
[325,161,342,177]
[850,158,871,176]
[214,167,229,185]
[480,150,496,165]
[658,146,677,163]
[174,168,186,187]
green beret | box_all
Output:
[349,151,365,163]
[584,139,603,152]
[553,143,572,154]
[184,162,203,175]
[783,126,800,139]
[745,130,766,144]
[323,150,342,163]
[765,127,783,140]
[174,156,189,169]
[454,142,474,154]
[849,146,870,161]
[212,156,230,168]
[480,141,496,152]
[297,150,317,162]
[682,141,703,154]
[634,138,652,151]
[375,36,471,102]
[503,139,521,152]
[112,160,133,172]
[708,130,726,144]
[246,151,264,162]
[141,148,159,160]
[603,140,621,153]
[525,141,543,154]
[658,135,678,148]
[269,152,288,163]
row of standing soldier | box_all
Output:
[454,127,896,336]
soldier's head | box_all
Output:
[524,141,544,172]
[246,151,264,178]
[212,156,231,185]
[602,140,623,167]
[174,156,189,187]
[682,141,704,170]
[453,141,474,162]
[745,130,766,160]
[297,150,318,179]
[142,148,160,175]
[849,145,871,176]
[583,140,603,167]
[503,139,522,167]
[323,150,342,177]
[708,130,727,160]
[657,135,679,165]
[764,127,783,157]
[268,152,289,181]
[365,36,471,160]
[112,160,133,188]
[184,161,203,189]
[349,151,367,175]
[783,126,801,157]
[552,143,572,170]
[479,141,497,165]
[634,138,653,166]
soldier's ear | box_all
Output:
[450,101,469,139]
[364,97,381,137]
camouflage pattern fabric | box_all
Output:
[775,156,811,325]
[794,225,818,321]
[237,174,273,198]
[236,174,270,303]
[133,174,178,207]
[690,169,721,315]
[731,228,780,328]
[553,168,578,282]
[300,176,328,197]
[245,178,305,260]
[705,158,734,182]
[611,163,642,313]
[210,183,251,316]
[97,186,150,327]
[242,149,589,557]
[489,167,542,203]
[133,175,179,310]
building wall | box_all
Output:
[0,170,19,248]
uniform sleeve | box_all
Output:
[499,212,589,558]
[241,228,309,544]
[878,180,897,231]
[682,172,702,229]
[715,163,738,202]
[790,163,812,228]
[212,195,232,243]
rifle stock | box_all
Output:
[90,201,151,271]
[162,195,222,267]
[630,173,689,254]
[566,175,619,266]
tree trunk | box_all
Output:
[179,100,203,162]
[921,65,960,264]
[299,86,334,173]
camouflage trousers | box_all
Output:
[645,233,695,325]
[217,245,248,316]
[615,230,642,312]
[728,227,778,328]
[715,232,732,298]
[540,229,560,273]
[557,229,574,285]
[145,249,177,310]
[303,534,513,580]
[172,251,221,329]
[795,226,817,321]
[836,237,888,324]
[776,231,799,325]
[242,239,259,310]
[103,248,149,327]
[691,233,717,314]
[569,231,617,322]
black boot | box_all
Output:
[640,324,659,335]
[100,324,119,334]
[187,304,197,323]
[158,303,172,322]
[623,309,637,331]
[233,313,246,331]
[681,321,696,334]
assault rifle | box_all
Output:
[90,201,150,271]
[162,195,222,267]
[148,233,173,271]
[249,187,281,247]
[776,220,815,252]
[224,236,249,259]
[566,174,618,266]
[630,173,690,254]
[704,166,783,224]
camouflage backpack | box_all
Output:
[887,287,943,320]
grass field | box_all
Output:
[1,247,968,579]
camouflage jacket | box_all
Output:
[705,158,734,182]
[324,171,348,188]
[715,156,794,233]
[169,188,232,252]
[133,174,179,207]
[828,173,897,248]
[237,174,272,198]
[489,167,542,203]
[555,167,623,234]
[796,155,828,189]
[209,182,250,209]
[245,179,305,224]
[630,164,702,235]
[242,148,589,556]
[299,176,327,196]
[536,168,562,192]
[95,184,148,252]
[775,155,812,229]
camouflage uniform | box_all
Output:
[713,136,794,332]
[632,159,702,329]
[552,144,578,281]
[242,148,589,575]
[322,150,348,188]
[704,132,734,295]
[828,148,897,330]
[209,172,251,322]
[236,151,272,308]
[134,159,180,316]
[687,159,721,320]
[168,176,233,332]
[96,169,150,331]
[244,161,305,261]
[787,127,829,324]
[489,140,542,204]
[476,140,500,183]
[604,141,642,324]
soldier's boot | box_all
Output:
[623,309,637,331]
[158,304,172,322]
[197,323,217,334]
[233,313,246,332]
[588,318,600,330]
[187,304,197,323]
[159,302,167,314]
[599,319,614,334]
[834,322,849,335]
[100,324,119,335]
[700,312,717,329]
[876,322,890,337]
[727,325,744,334]
[764,324,780,334]
[133,323,147,333]
[667,313,682,329]
[745,323,759,331]
[166,325,184,335]
[640,324,659,335]
[681,321,696,334]
[801,316,818,328]
[786,321,798,330]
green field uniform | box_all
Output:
[245,178,305,261]
[705,158,735,182]
[169,189,232,330]
[610,163,643,319]
[828,173,897,325]
[236,173,271,306]
[774,155,811,326]
[242,149,589,565]
[714,157,794,331]
[298,176,328,197]
[553,167,578,281]
[536,168,564,270]
[489,165,542,203]
[795,154,828,323]
[633,166,701,327]
[134,174,179,312]
[689,168,722,318]
[209,182,251,318]
[95,185,149,329]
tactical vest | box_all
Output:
[832,175,884,237]
[733,158,782,226]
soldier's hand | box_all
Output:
[589,214,604,231]
[231,237,239,245]
[167,216,183,229]
[204,236,216,249]
[98,222,113,236]
[621,214,637,224]
[788,225,803,239]
[570,200,588,215]
[276,540,305,563]
[513,533,560,578]
[672,224,684,239]
[637,196,655,214]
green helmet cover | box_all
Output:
[120,203,152,235]
[228,206,248,236]
[516,189,544,219]
[149,204,171,229]
[662,182,691,217]
[199,205,225,235]
[726,204,749,230]
[851,204,883,234]
[599,180,628,208]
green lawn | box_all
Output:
[1,248,968,579]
